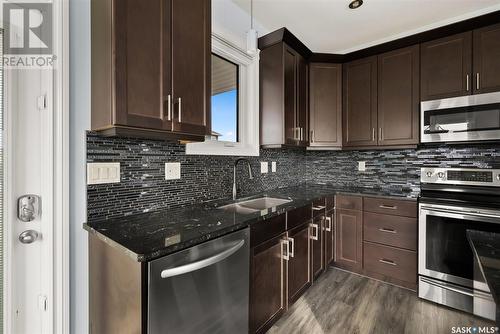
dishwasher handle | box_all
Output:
[160,240,245,278]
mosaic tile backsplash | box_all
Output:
[87,131,500,221]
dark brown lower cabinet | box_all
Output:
[335,208,363,272]
[310,215,325,280]
[250,233,287,334]
[287,222,311,305]
[324,210,335,266]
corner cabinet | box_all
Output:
[309,63,342,148]
[260,42,309,147]
[91,0,210,140]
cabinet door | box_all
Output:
[310,215,325,280]
[421,32,472,101]
[114,0,170,130]
[287,223,311,305]
[473,23,500,94]
[343,56,378,147]
[309,63,342,147]
[297,55,309,145]
[171,0,210,135]
[284,45,298,145]
[377,46,419,146]
[335,209,363,271]
[324,210,335,266]
[250,234,287,334]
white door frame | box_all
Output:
[2,0,70,333]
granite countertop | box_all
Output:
[84,184,417,262]
[467,230,500,307]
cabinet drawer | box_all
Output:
[287,205,312,230]
[336,195,362,211]
[363,197,417,218]
[312,198,326,217]
[251,214,286,247]
[363,242,417,284]
[363,212,417,250]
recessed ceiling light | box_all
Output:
[349,0,363,9]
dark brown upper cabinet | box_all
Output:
[342,56,378,147]
[473,23,500,94]
[91,0,210,140]
[421,32,472,101]
[260,42,308,147]
[309,63,342,148]
[377,46,420,146]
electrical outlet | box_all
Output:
[165,162,181,180]
[271,161,277,173]
[358,161,366,172]
[87,163,120,185]
[261,161,269,174]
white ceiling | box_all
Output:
[231,0,500,54]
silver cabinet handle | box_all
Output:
[325,216,332,232]
[312,205,326,211]
[466,74,470,91]
[379,204,397,210]
[310,223,319,241]
[379,259,397,266]
[282,239,290,261]
[166,94,172,121]
[476,73,480,90]
[310,130,314,143]
[372,128,375,141]
[177,97,182,123]
[379,128,383,141]
[288,237,295,258]
[19,230,39,244]
[300,128,303,141]
[378,228,396,234]
[160,240,244,278]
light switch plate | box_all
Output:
[271,161,277,173]
[165,162,181,180]
[358,161,366,172]
[87,162,120,185]
[261,161,269,174]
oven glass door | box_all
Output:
[419,205,500,288]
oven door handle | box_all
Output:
[420,277,474,297]
[421,207,500,224]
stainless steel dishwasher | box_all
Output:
[148,228,249,334]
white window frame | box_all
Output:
[186,33,260,156]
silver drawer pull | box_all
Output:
[379,204,397,210]
[378,228,396,234]
[379,259,397,266]
[325,216,332,232]
[312,205,326,211]
[282,239,290,261]
[288,237,295,258]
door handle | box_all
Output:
[19,230,39,244]
[325,216,332,232]
[310,130,314,143]
[288,237,295,258]
[177,97,182,123]
[165,94,172,121]
[379,128,383,141]
[466,74,470,91]
[160,240,245,278]
[476,73,480,90]
[282,239,290,261]
[379,258,397,266]
[310,223,319,241]
[372,128,375,141]
[379,204,397,210]
[378,228,397,234]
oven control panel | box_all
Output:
[421,168,500,187]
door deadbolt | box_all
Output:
[18,195,41,222]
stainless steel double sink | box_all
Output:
[218,197,292,214]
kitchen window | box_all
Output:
[186,34,259,156]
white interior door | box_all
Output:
[3,27,55,334]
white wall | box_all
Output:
[69,0,90,333]
[68,1,261,332]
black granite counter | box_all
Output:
[84,184,417,262]
[467,230,500,324]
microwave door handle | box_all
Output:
[160,240,245,278]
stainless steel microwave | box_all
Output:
[420,91,500,143]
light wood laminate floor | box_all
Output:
[269,268,495,334]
